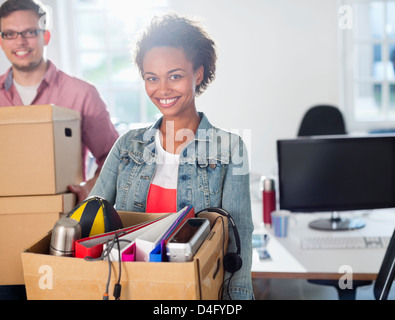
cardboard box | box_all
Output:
[0,104,82,196]
[0,193,76,285]
[22,211,228,300]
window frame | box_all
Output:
[340,0,395,132]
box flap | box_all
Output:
[118,211,170,226]
[24,231,52,254]
[0,105,80,125]
[0,193,76,215]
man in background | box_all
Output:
[0,0,119,203]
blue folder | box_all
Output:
[149,206,194,262]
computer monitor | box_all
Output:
[277,134,395,231]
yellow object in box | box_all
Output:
[21,211,228,300]
[0,193,76,285]
[0,104,82,196]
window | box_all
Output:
[64,0,168,128]
[341,0,395,132]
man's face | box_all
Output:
[0,10,50,72]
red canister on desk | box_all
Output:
[261,177,276,227]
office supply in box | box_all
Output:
[147,206,195,262]
[149,207,195,262]
[50,218,82,257]
[75,213,171,259]
[103,206,195,262]
[134,206,194,262]
[67,196,123,238]
[0,193,76,285]
[166,218,211,262]
[0,104,82,196]
[121,243,136,262]
[21,210,227,300]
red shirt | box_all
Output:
[146,132,179,213]
[0,61,119,180]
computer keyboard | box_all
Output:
[301,236,391,250]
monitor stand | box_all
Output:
[308,211,366,231]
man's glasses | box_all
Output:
[0,29,45,40]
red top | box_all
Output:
[146,132,179,213]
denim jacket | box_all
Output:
[90,112,254,300]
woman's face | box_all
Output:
[142,46,203,118]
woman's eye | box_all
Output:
[170,75,182,80]
[145,76,158,82]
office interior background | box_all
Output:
[1,0,395,299]
[0,0,349,178]
[2,0,394,178]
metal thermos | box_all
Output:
[50,218,81,257]
[262,177,276,226]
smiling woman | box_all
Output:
[89,13,254,300]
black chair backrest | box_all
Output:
[374,228,395,300]
[297,105,347,137]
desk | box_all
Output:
[251,205,395,281]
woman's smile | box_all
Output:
[156,96,181,108]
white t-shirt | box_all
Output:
[13,80,40,105]
[146,131,180,213]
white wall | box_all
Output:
[0,0,340,178]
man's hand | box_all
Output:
[68,170,101,204]
[67,183,91,204]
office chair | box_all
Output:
[297,105,347,136]
[297,105,372,299]
[374,228,395,300]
